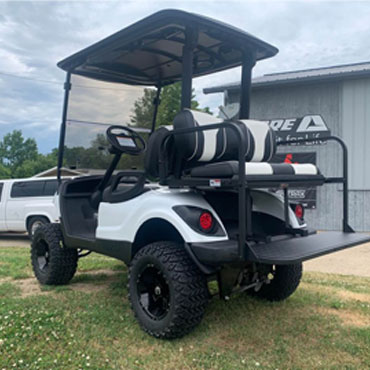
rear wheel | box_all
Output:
[249,263,302,301]
[31,224,78,285]
[128,242,208,339]
[27,216,49,239]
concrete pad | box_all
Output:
[304,242,370,277]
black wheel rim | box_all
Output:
[36,240,50,272]
[137,264,170,321]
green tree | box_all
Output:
[0,164,11,179]
[0,130,38,172]
[131,82,211,129]
[130,89,156,129]
[13,152,58,178]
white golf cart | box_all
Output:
[31,10,370,339]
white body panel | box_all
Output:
[97,187,228,243]
[0,177,60,232]
[251,190,306,230]
[97,186,303,243]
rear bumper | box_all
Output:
[189,231,370,266]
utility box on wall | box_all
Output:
[204,62,370,231]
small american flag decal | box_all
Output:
[210,179,221,187]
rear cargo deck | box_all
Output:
[190,231,370,266]
[246,231,370,264]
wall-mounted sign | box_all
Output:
[219,106,332,146]
[264,115,331,145]
[271,152,317,209]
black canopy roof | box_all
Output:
[57,9,278,86]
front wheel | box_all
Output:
[31,224,78,285]
[128,242,208,339]
[249,263,302,301]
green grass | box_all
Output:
[0,247,369,369]
[0,246,124,279]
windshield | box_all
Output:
[64,75,153,173]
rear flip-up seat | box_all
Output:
[145,109,325,187]
[172,109,324,187]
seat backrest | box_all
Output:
[173,109,276,165]
[145,126,173,179]
[238,119,276,162]
[144,109,276,179]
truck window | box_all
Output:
[43,180,58,196]
[11,181,45,198]
[0,183,3,201]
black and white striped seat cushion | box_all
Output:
[173,109,276,165]
[190,161,320,178]
[245,162,319,175]
[147,109,323,184]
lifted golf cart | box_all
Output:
[31,10,370,339]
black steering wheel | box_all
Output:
[106,125,146,156]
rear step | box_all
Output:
[190,231,370,266]
[246,231,370,264]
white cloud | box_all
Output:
[0,49,34,74]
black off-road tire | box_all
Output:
[31,223,78,285]
[250,263,302,302]
[128,242,208,339]
[27,216,49,239]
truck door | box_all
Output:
[6,180,45,231]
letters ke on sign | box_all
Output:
[263,115,331,145]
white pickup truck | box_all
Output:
[0,177,60,237]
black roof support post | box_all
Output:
[57,72,72,182]
[239,49,256,119]
[150,86,161,135]
[181,26,198,110]
[238,50,256,253]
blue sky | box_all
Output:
[1,1,370,153]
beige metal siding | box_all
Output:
[342,78,370,190]
[249,82,344,230]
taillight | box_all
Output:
[199,211,213,231]
[294,204,304,219]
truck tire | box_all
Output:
[27,216,49,239]
[128,241,208,339]
[249,263,302,302]
[31,223,78,285]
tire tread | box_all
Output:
[251,263,302,301]
[128,242,208,339]
[31,224,78,285]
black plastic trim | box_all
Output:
[173,206,225,236]
[183,243,216,275]
[61,222,132,264]
[190,240,240,265]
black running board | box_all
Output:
[246,231,370,264]
[190,232,370,266]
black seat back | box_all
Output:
[144,109,277,179]
[145,127,174,179]
[173,109,276,164]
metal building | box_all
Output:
[204,62,370,231]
